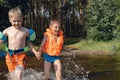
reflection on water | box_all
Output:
[0,53,120,80]
[89,71,120,80]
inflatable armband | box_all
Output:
[27,29,36,41]
[0,31,7,41]
[0,51,6,57]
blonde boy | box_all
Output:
[0,7,40,80]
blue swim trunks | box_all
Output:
[43,53,60,63]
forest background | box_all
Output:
[0,0,120,54]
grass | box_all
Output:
[65,38,120,53]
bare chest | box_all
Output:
[8,31,26,40]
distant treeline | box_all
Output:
[0,0,120,41]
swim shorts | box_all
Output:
[6,52,26,72]
[43,53,60,63]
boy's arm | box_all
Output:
[38,35,47,51]
[27,41,40,60]
[27,41,36,52]
[62,45,72,53]
[62,45,75,57]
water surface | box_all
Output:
[0,53,120,80]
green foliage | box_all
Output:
[67,39,120,53]
[114,8,120,39]
[85,0,117,41]
[112,0,120,8]
[112,0,120,39]
[0,0,6,6]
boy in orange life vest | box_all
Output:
[38,19,64,80]
[0,7,40,80]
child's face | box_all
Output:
[9,16,23,29]
[50,22,60,35]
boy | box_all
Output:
[38,18,64,80]
[0,7,40,80]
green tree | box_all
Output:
[85,0,116,41]
[112,0,120,39]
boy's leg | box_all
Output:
[6,61,15,80]
[15,54,26,80]
[6,53,15,72]
[44,61,51,80]
[6,60,24,80]
[10,53,26,80]
[54,59,62,80]
[6,52,26,72]
[12,65,24,80]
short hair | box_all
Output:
[8,7,23,19]
[49,18,60,27]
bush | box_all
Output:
[85,0,117,41]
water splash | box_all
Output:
[21,66,89,80]
[5,62,89,80]
[22,68,44,80]
[5,53,89,80]
[62,56,89,80]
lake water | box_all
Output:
[0,53,120,80]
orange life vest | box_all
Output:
[43,28,64,56]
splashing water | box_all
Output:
[22,56,89,80]
[5,62,89,80]
[6,62,89,80]
[5,66,89,80]
[5,52,89,80]
[22,68,44,80]
[62,56,89,80]
[5,68,44,80]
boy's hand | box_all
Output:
[34,51,41,60]
[38,48,42,55]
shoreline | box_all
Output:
[61,48,115,56]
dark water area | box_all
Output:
[0,53,120,80]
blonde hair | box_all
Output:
[8,7,23,19]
